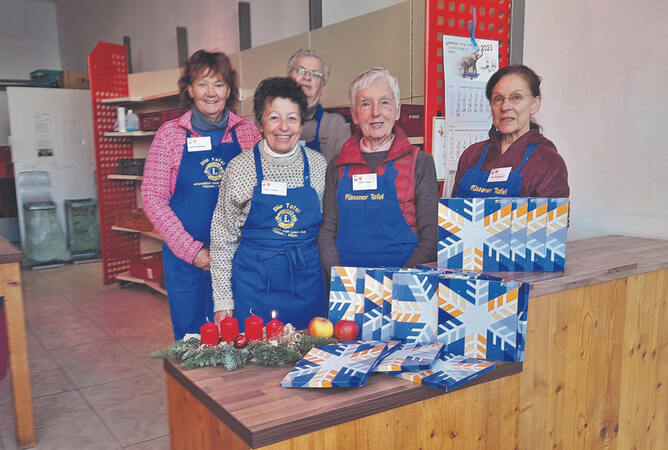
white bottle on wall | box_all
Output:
[116,106,126,132]
[126,109,139,132]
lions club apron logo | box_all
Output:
[275,208,297,229]
[203,160,224,181]
[273,202,302,230]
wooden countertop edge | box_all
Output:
[164,358,521,448]
[0,236,22,264]
[526,260,668,297]
[249,362,522,447]
[165,359,255,445]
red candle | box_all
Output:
[219,316,239,343]
[200,321,219,346]
[265,310,284,340]
[244,313,263,340]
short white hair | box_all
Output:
[286,49,330,84]
[349,67,400,108]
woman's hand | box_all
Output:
[193,248,211,271]
[214,309,233,326]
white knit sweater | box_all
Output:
[209,141,327,312]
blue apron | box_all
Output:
[163,127,241,340]
[305,104,323,153]
[456,143,537,197]
[336,160,419,267]
[232,145,326,331]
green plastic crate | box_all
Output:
[64,198,100,253]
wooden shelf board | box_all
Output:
[116,271,167,295]
[408,136,424,145]
[104,131,156,138]
[111,225,162,241]
[100,91,179,105]
[108,174,143,181]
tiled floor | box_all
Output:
[1,262,174,449]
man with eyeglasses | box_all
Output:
[287,49,351,163]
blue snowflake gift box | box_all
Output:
[437,274,529,361]
[328,266,366,327]
[389,352,496,391]
[391,271,439,343]
[374,341,445,372]
[281,342,388,388]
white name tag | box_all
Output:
[261,180,287,196]
[352,173,377,191]
[186,136,212,152]
[487,167,512,183]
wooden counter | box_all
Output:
[0,236,36,448]
[165,235,668,449]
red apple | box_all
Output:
[308,317,334,338]
[334,320,360,340]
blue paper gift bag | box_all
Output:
[362,268,395,341]
[511,198,529,271]
[438,198,512,271]
[437,275,529,361]
[329,266,366,328]
[545,198,569,272]
[526,198,548,270]
[391,271,439,343]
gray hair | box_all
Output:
[286,49,331,84]
[349,67,401,108]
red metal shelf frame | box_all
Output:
[424,0,512,155]
[88,42,140,283]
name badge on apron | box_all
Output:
[487,167,512,183]
[352,173,377,191]
[261,180,287,196]
[186,136,212,152]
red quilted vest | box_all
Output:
[335,126,418,233]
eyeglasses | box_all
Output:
[490,92,531,108]
[293,66,324,79]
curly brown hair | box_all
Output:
[177,50,239,111]
[253,77,308,125]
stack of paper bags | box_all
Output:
[388,351,496,392]
[282,340,496,392]
[438,197,569,271]
[375,342,496,391]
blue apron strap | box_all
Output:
[314,104,323,141]
[229,126,239,145]
[513,143,537,173]
[385,160,395,172]
[342,165,351,177]
[301,146,310,182]
[253,144,264,181]
[474,145,491,170]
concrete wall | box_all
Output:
[524,0,668,240]
[0,0,61,146]
[54,0,241,73]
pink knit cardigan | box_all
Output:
[141,110,261,263]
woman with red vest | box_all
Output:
[319,67,438,274]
